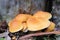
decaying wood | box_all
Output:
[19,31,60,39]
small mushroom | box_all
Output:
[8,19,23,33]
[27,17,50,31]
[33,11,52,20]
[12,36,16,40]
[8,14,32,33]
[45,22,55,32]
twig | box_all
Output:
[19,31,60,39]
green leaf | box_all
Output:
[0,38,5,40]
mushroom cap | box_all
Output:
[27,17,50,31]
[15,14,31,22]
[33,11,52,19]
[8,19,23,33]
[45,22,55,32]
[8,14,31,33]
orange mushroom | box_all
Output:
[8,19,23,33]
[8,14,32,33]
[15,14,32,22]
[33,11,52,20]
[27,17,50,31]
[45,22,55,32]
[8,11,54,33]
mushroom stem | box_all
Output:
[19,31,60,39]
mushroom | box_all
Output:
[8,19,23,33]
[15,14,32,23]
[33,11,52,20]
[8,14,32,33]
[22,22,28,32]
[27,17,50,31]
[45,22,55,32]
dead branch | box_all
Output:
[19,31,60,39]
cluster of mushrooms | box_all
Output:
[8,11,55,33]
